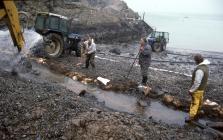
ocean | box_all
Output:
[144,13,223,52]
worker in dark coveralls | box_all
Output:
[138,38,152,85]
[186,54,210,122]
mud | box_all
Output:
[33,52,223,121]
[62,77,188,126]
[0,69,219,140]
[29,43,223,121]
[24,61,189,126]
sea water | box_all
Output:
[144,13,223,52]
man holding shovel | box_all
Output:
[126,37,152,95]
[138,37,152,86]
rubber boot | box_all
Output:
[185,116,195,123]
[142,76,148,86]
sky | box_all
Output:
[123,0,223,15]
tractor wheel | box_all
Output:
[162,44,166,51]
[76,42,82,57]
[44,33,64,58]
[152,42,162,52]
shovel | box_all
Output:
[125,51,140,79]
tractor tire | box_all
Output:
[44,33,64,58]
[152,42,162,52]
[76,42,82,57]
[162,44,166,51]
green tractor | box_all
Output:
[34,12,82,58]
[147,31,169,52]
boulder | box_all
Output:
[109,48,121,55]
[162,95,174,105]
[137,100,148,107]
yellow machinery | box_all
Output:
[0,0,24,52]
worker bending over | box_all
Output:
[85,37,96,69]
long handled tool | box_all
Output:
[190,121,223,139]
[125,51,140,79]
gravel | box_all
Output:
[0,70,218,139]
[0,42,222,139]
[50,44,223,105]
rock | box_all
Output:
[21,125,30,130]
[172,99,182,108]
[36,134,41,140]
[109,48,121,55]
[203,99,219,106]
[114,112,120,116]
[170,62,174,65]
[163,95,174,104]
[89,108,102,114]
[16,102,22,108]
[25,112,31,118]
[11,68,18,76]
[72,76,77,81]
[31,70,40,76]
[71,119,81,127]
[122,43,128,47]
[151,86,164,96]
[220,111,223,117]
[79,90,86,96]
[97,77,110,85]
[144,86,152,96]
[138,85,152,96]
[31,107,47,120]
[137,100,147,107]
[206,122,223,128]
[129,53,135,56]
[81,80,88,85]
[16,57,32,73]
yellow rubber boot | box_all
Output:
[189,90,204,119]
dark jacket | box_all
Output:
[139,44,152,67]
[191,64,209,91]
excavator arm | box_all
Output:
[0,0,24,52]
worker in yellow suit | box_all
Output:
[185,54,210,122]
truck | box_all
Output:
[34,12,82,58]
[147,31,169,52]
